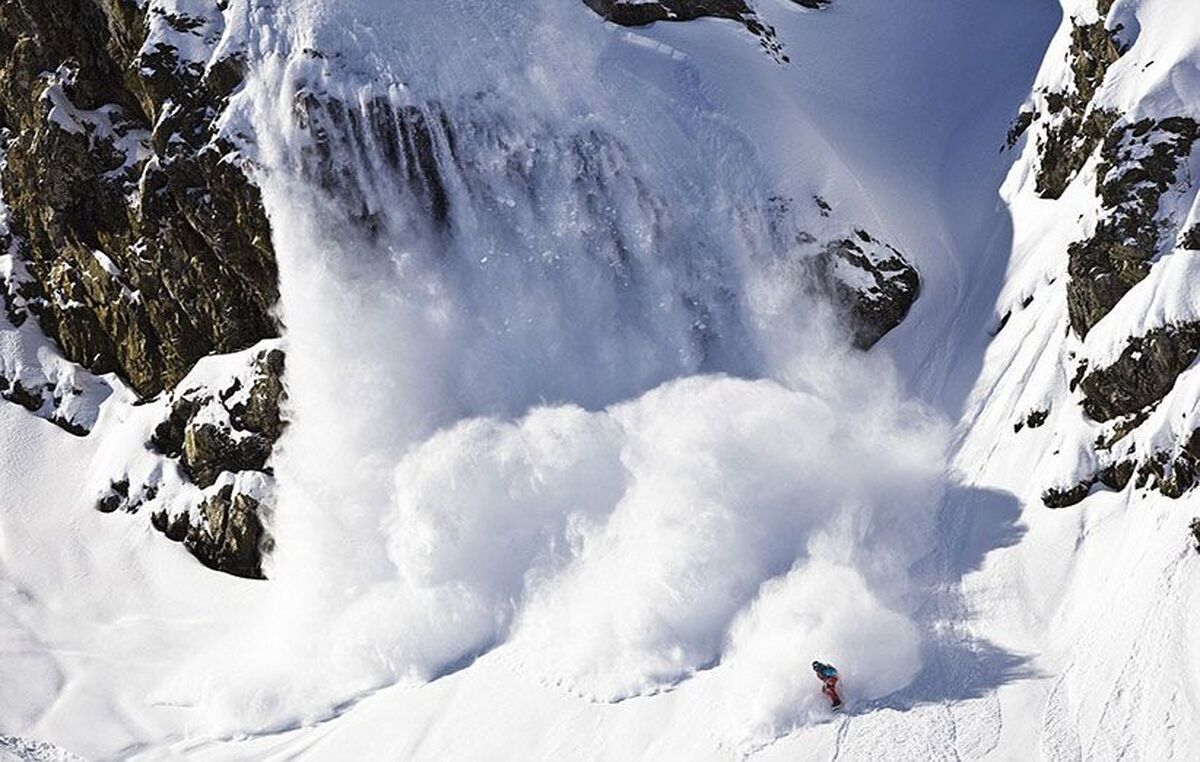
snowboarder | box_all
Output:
[812,661,843,709]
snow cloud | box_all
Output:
[168,0,948,745]
[170,368,945,745]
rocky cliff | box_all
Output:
[1003,0,1200,506]
[0,0,282,576]
[0,0,278,398]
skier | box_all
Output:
[812,661,843,709]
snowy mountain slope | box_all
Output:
[1,0,1199,759]
[974,0,1200,506]
[940,0,1200,757]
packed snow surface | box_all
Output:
[3,0,1200,760]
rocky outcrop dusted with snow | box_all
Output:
[582,0,830,62]
[1001,0,1200,506]
[1067,117,1199,336]
[0,0,278,399]
[759,194,920,350]
[97,345,284,578]
[811,229,920,350]
[1028,17,1123,199]
[0,1,285,575]
[1079,322,1200,422]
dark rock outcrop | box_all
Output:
[3,1,286,577]
[152,486,267,579]
[1042,481,1092,509]
[1014,408,1049,433]
[1079,323,1200,422]
[581,0,830,63]
[584,0,755,27]
[152,347,286,483]
[1043,427,1200,507]
[1182,224,1200,251]
[181,422,274,490]
[146,347,284,578]
[228,346,286,441]
[1097,459,1134,491]
[811,229,921,349]
[293,91,453,230]
[1132,428,1200,499]
[1036,106,1118,201]
[0,0,279,399]
[0,375,41,411]
[1004,109,1038,150]
[104,347,285,577]
[96,479,130,514]
[1015,4,1200,506]
[1066,118,1199,336]
[1033,17,1124,199]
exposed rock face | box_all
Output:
[1004,109,1038,150]
[1017,2,1200,507]
[1043,438,1200,506]
[1,1,285,575]
[811,230,921,349]
[96,478,131,514]
[1014,407,1049,433]
[0,252,112,435]
[1067,118,1199,336]
[1182,224,1200,251]
[0,0,279,399]
[1042,455,1140,509]
[584,0,754,27]
[150,349,284,489]
[1118,428,1200,500]
[1079,324,1200,422]
[0,374,90,435]
[1033,19,1123,199]
[1042,482,1092,509]
[152,486,268,580]
[152,347,283,576]
[101,346,285,578]
[757,194,920,350]
[293,91,453,230]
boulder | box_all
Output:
[810,230,921,349]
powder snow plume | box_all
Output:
[146,0,952,747]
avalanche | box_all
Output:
[2,0,1199,760]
